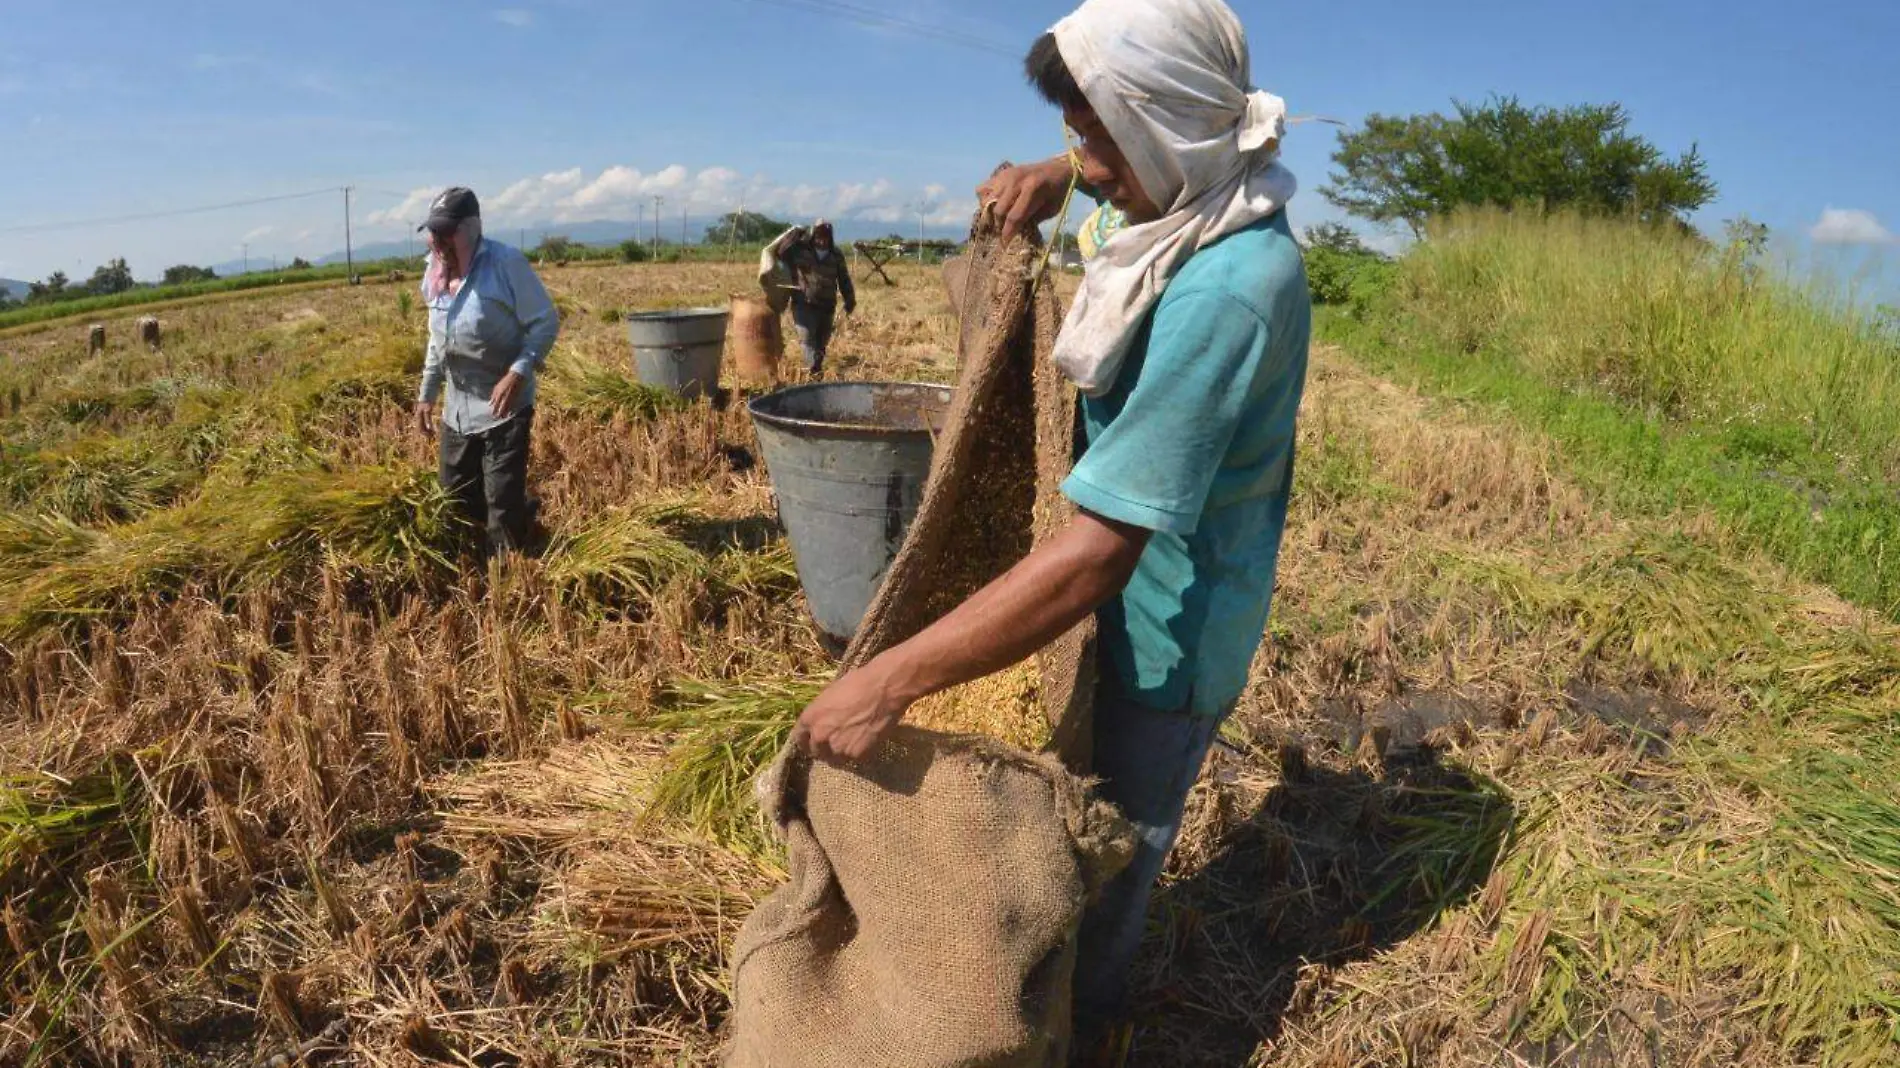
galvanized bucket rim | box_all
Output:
[625,306,729,322]
[748,380,953,436]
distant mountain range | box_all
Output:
[204,216,969,280]
[1,278,28,300]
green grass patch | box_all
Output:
[1321,212,1900,620]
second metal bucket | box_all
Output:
[749,381,954,650]
[627,307,728,398]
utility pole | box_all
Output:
[727,198,745,259]
[652,195,665,253]
[242,243,249,275]
[343,186,355,281]
[909,201,933,263]
[681,207,688,248]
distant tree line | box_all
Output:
[3,256,340,312]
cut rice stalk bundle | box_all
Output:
[0,466,459,639]
[543,506,710,613]
[545,352,690,423]
[647,678,824,854]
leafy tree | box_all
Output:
[618,239,650,264]
[534,234,578,261]
[288,257,313,271]
[1302,223,1394,308]
[707,211,795,247]
[162,264,218,286]
[85,258,136,296]
[1324,97,1716,237]
[1722,217,1770,258]
[1302,221,1375,256]
[26,270,70,304]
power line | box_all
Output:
[729,0,1016,57]
[0,187,342,237]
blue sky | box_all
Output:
[1,0,1896,291]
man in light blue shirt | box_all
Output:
[412,187,560,555]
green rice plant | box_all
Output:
[1363,773,1518,924]
[266,330,424,419]
[1372,530,1900,1058]
[206,465,461,582]
[543,506,709,612]
[2,448,190,525]
[544,353,689,423]
[46,385,164,426]
[0,763,142,892]
[646,677,824,854]
[0,511,100,587]
[0,466,458,638]
[708,543,800,601]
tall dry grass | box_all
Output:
[1397,209,1900,475]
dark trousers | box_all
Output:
[791,298,836,375]
[439,409,534,555]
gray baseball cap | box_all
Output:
[419,187,480,232]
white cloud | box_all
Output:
[493,9,535,27]
[366,187,438,229]
[1810,207,1894,246]
[355,164,973,236]
[242,226,277,242]
[488,168,586,219]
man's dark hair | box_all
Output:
[1025,33,1088,112]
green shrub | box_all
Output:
[619,240,650,264]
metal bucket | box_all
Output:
[749,381,954,650]
[627,307,728,398]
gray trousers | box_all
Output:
[1073,689,1228,1035]
[791,298,836,375]
[439,409,534,555]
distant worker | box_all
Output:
[412,186,561,557]
[777,220,856,377]
[791,0,1310,1056]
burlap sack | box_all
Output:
[727,212,1129,1067]
[726,730,1135,1068]
[847,211,1096,770]
[729,293,785,386]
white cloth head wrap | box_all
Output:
[1050,0,1297,395]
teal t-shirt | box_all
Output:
[1061,210,1310,716]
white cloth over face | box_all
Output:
[1050,0,1298,396]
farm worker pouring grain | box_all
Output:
[412,187,561,557]
[791,0,1310,1053]
[777,220,856,377]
